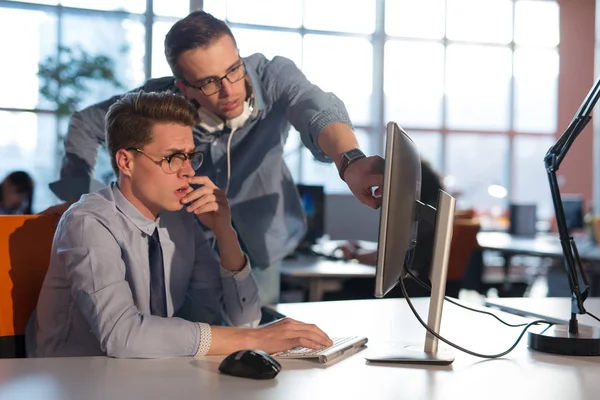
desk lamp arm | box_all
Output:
[544,76,600,320]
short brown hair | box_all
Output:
[105,91,200,174]
[165,10,237,78]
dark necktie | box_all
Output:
[148,228,167,317]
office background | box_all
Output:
[0,0,596,241]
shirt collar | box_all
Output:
[245,62,265,113]
[111,182,159,236]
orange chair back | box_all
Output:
[0,215,58,338]
[446,217,481,281]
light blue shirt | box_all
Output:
[55,54,354,268]
[28,184,260,358]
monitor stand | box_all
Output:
[366,190,456,366]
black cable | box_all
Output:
[403,267,532,328]
[587,310,600,323]
[401,246,533,328]
[398,271,554,359]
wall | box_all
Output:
[558,0,596,209]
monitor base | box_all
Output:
[528,324,600,356]
[366,345,454,366]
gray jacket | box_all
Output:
[57,53,353,268]
[28,184,260,358]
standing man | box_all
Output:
[52,11,384,305]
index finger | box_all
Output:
[188,175,217,188]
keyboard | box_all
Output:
[271,336,368,364]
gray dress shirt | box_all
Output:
[27,184,261,358]
[55,53,354,268]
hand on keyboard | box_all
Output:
[275,337,358,357]
[271,336,369,363]
[247,318,333,354]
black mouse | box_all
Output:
[218,349,281,380]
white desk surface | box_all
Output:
[2,298,600,400]
[485,297,600,327]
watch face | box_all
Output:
[345,148,365,160]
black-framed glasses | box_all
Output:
[181,60,246,96]
[127,148,204,173]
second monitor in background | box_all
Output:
[562,195,584,231]
[509,203,537,237]
[296,184,325,251]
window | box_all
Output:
[385,0,445,39]
[513,135,555,220]
[153,0,189,17]
[0,1,192,211]
[0,0,563,212]
[226,0,302,28]
[152,19,177,78]
[60,0,146,13]
[61,12,146,108]
[384,0,559,214]
[302,35,373,126]
[385,41,444,128]
[445,44,512,130]
[232,28,302,68]
[303,0,376,34]
[445,134,510,212]
[0,8,57,110]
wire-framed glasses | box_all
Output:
[181,60,246,96]
[127,147,204,174]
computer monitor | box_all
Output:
[366,122,456,366]
[509,203,538,237]
[561,195,584,231]
[296,184,325,250]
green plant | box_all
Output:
[37,45,125,115]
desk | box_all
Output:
[2,298,600,400]
[477,232,600,293]
[281,257,375,301]
[477,232,600,262]
[485,297,600,327]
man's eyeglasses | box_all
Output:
[127,148,204,174]
[181,61,247,96]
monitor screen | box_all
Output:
[296,184,325,248]
[509,203,537,237]
[562,195,584,231]
[374,122,421,298]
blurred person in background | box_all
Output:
[0,170,34,215]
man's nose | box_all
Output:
[178,159,195,178]
[218,78,234,97]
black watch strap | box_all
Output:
[338,148,366,181]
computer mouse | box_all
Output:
[218,349,281,380]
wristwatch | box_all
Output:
[338,148,366,181]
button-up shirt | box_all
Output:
[27,184,260,358]
[55,53,354,268]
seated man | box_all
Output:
[27,91,332,358]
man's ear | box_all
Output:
[116,149,134,177]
